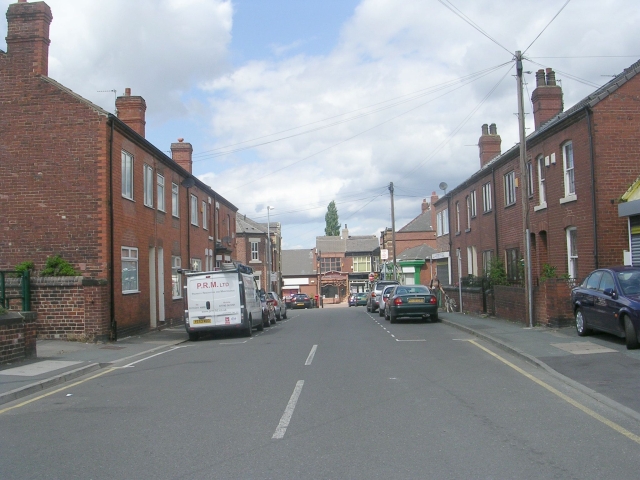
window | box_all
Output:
[482,182,492,213]
[482,250,493,277]
[455,202,460,233]
[251,240,259,261]
[527,161,534,198]
[504,171,516,206]
[157,174,165,211]
[121,247,138,293]
[353,256,371,273]
[190,258,202,271]
[205,249,213,271]
[505,248,520,283]
[466,196,471,229]
[567,227,578,279]
[436,209,449,236]
[143,164,153,207]
[320,257,341,273]
[470,190,477,218]
[214,204,219,239]
[537,156,546,207]
[121,151,133,200]
[172,256,182,299]
[202,201,207,230]
[172,183,179,217]
[190,194,198,226]
[563,142,575,197]
[467,246,477,275]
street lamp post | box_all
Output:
[267,206,273,292]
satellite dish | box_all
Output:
[439,182,448,192]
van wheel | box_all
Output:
[624,316,639,349]
[244,316,253,337]
[188,332,199,342]
[257,319,264,331]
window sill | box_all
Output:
[534,203,547,212]
[122,290,140,295]
[172,296,183,300]
[560,194,577,204]
[249,260,261,264]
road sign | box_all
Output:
[381,249,388,260]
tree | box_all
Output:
[325,200,340,236]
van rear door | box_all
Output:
[187,272,242,328]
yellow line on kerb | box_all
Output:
[0,367,116,415]
[466,339,640,445]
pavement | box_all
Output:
[2,307,640,424]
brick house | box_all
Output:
[434,60,640,324]
[281,249,318,299]
[0,0,237,340]
[236,213,282,294]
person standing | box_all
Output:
[430,275,444,308]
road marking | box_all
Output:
[466,339,640,445]
[0,368,116,415]
[272,380,304,439]
[305,345,318,365]
[119,346,186,368]
[396,339,426,342]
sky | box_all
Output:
[2,0,640,249]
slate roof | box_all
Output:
[397,244,439,261]
[282,249,316,276]
[437,58,640,202]
[236,213,267,235]
[399,209,433,232]
[346,235,380,254]
[316,236,346,253]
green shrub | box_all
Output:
[14,261,34,276]
[540,263,557,281]
[40,255,80,277]
[0,306,7,315]
[487,259,509,286]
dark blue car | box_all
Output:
[571,266,640,349]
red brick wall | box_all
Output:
[533,279,574,327]
[0,312,37,365]
[494,285,526,324]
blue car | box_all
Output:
[571,266,640,349]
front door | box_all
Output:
[157,247,165,325]
[149,247,157,329]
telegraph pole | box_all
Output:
[516,51,533,327]
[389,182,397,281]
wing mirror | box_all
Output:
[603,287,617,299]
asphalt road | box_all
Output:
[2,306,640,479]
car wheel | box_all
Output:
[389,314,396,324]
[431,313,440,322]
[378,307,384,317]
[258,318,265,331]
[385,310,390,321]
[283,310,287,319]
[188,331,199,342]
[575,309,591,336]
[624,316,640,350]
[276,311,281,320]
[366,303,370,312]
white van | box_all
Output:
[184,263,263,340]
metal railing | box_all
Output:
[0,270,31,311]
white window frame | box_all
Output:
[121,151,133,200]
[442,208,449,235]
[482,182,492,213]
[567,227,578,279]
[171,256,182,299]
[143,164,154,207]
[353,256,371,273]
[527,161,534,198]
[157,174,165,212]
[455,202,460,233]
[562,142,576,199]
[504,171,516,206]
[172,183,179,217]
[190,194,198,226]
[466,195,471,229]
[202,201,208,230]
[251,240,259,261]
[121,247,139,293]
[191,258,202,271]
[467,246,477,276]
[536,155,547,209]
[470,190,477,218]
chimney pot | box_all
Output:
[178,138,184,143]
[536,69,546,87]
[489,123,497,135]
[481,123,489,135]
[532,67,563,130]
[545,68,557,86]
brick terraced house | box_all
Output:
[434,61,640,325]
[0,1,237,340]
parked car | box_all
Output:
[348,294,357,307]
[355,292,368,306]
[571,266,640,349]
[386,284,439,323]
[260,292,276,327]
[367,280,399,313]
[267,291,287,320]
[378,285,397,317]
[285,295,294,309]
[291,293,312,309]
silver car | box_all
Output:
[378,284,397,317]
[267,291,288,320]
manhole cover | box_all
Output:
[551,341,617,355]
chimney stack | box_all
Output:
[171,138,193,174]
[341,224,349,239]
[421,198,429,213]
[115,88,147,137]
[531,68,563,130]
[5,0,53,76]
[478,123,502,167]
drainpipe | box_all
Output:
[586,107,598,269]
[492,167,499,256]
[108,117,116,341]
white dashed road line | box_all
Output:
[272,380,305,439]
[305,345,318,365]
